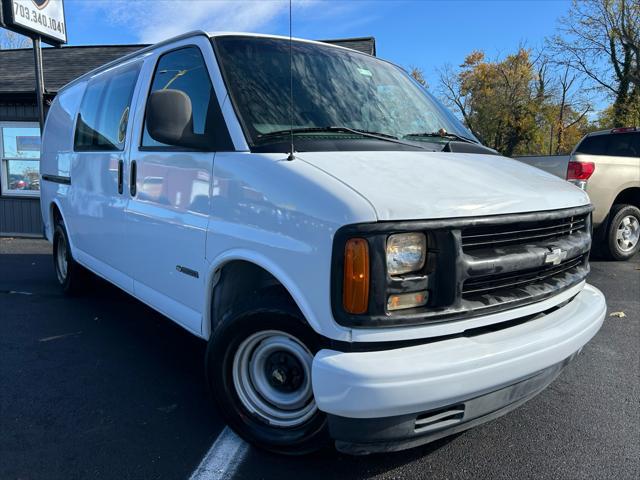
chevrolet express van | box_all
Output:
[40,31,606,455]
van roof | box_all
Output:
[57,31,376,94]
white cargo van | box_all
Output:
[40,31,606,455]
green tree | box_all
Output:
[439,49,543,156]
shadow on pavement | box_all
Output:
[0,250,225,480]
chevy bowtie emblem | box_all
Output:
[544,247,567,266]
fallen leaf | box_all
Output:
[609,311,626,318]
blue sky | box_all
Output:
[64,0,573,89]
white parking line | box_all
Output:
[189,427,249,480]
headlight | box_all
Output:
[386,232,427,275]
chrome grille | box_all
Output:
[461,214,588,250]
[463,254,587,298]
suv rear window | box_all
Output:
[575,131,640,158]
[575,135,609,155]
[607,132,639,158]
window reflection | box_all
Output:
[1,125,41,195]
[215,37,475,146]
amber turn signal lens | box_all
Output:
[343,238,370,314]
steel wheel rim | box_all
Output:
[616,215,640,252]
[232,330,317,428]
[56,237,68,283]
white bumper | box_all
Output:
[312,284,606,419]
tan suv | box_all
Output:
[568,127,640,260]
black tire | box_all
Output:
[52,222,86,294]
[205,293,330,455]
[603,204,640,261]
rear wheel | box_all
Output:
[52,222,85,294]
[206,294,329,455]
[604,204,640,260]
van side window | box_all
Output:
[142,47,216,148]
[74,63,141,151]
[575,135,609,156]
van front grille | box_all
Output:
[461,214,588,251]
[332,205,593,328]
[463,254,587,298]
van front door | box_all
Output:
[126,41,230,335]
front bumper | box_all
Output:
[311,284,606,452]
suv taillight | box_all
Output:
[567,161,595,181]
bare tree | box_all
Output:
[438,63,476,134]
[0,29,32,49]
[554,66,591,153]
[550,0,639,126]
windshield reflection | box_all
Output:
[214,36,476,149]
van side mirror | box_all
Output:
[146,89,209,150]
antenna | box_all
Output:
[286,0,295,161]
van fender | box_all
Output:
[202,249,322,340]
[48,199,77,252]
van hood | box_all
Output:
[296,151,590,221]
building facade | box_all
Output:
[0,37,375,236]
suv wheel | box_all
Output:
[206,293,329,455]
[604,204,640,260]
[52,222,86,294]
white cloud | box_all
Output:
[85,0,319,44]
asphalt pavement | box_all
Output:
[1,238,638,480]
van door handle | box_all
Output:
[130,160,137,197]
[117,159,124,194]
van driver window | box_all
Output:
[74,63,141,151]
[142,47,214,148]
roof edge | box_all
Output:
[58,30,208,93]
[0,43,148,52]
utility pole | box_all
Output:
[33,36,45,131]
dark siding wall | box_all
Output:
[0,102,39,122]
[0,197,42,236]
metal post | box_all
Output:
[32,36,45,132]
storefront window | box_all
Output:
[1,123,41,196]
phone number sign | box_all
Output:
[2,0,66,44]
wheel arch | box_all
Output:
[48,200,66,241]
[597,186,640,233]
[203,250,323,340]
[612,186,640,210]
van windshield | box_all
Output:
[213,36,477,151]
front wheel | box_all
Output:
[206,294,329,455]
[604,204,640,260]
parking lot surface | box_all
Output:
[1,238,638,480]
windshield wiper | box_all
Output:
[256,126,426,149]
[403,131,478,145]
